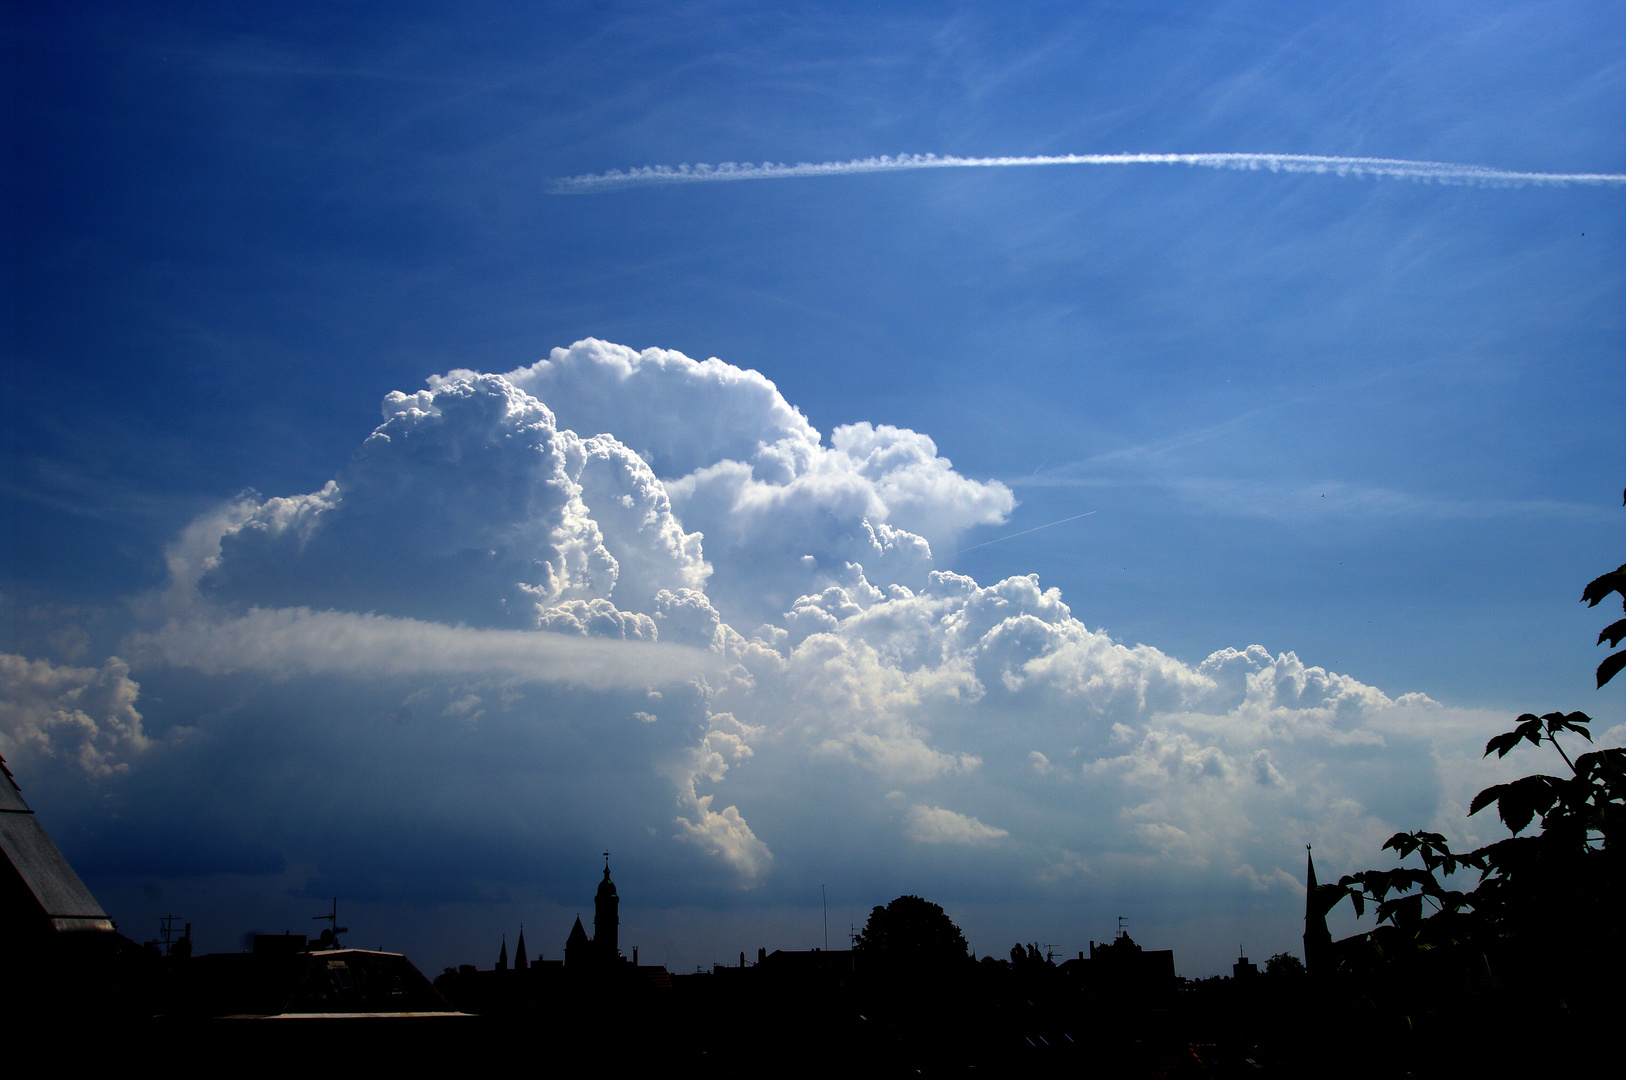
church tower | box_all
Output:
[594,853,619,963]
[1304,845,1334,976]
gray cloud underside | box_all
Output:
[127,607,721,688]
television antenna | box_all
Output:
[312,897,349,946]
[158,913,184,955]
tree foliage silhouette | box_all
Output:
[852,895,970,973]
[1332,502,1623,1004]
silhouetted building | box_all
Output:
[436,857,668,1016]
[170,943,449,1015]
[1059,931,1177,1004]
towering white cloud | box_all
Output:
[0,653,148,777]
[17,340,1517,910]
[472,338,820,480]
[197,373,707,635]
[467,339,1014,629]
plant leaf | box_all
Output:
[1542,711,1591,738]
[1598,650,1626,689]
[1581,565,1626,608]
[1484,716,1544,758]
[1469,785,1503,817]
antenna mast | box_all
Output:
[312,896,349,947]
[159,913,181,956]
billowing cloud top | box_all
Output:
[199,372,708,633]
[5,341,1514,963]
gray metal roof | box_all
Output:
[0,758,29,813]
[0,755,112,929]
[0,812,111,922]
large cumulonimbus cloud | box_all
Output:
[44,340,1513,914]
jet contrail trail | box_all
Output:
[552,152,1626,193]
[960,510,1097,552]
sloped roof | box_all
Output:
[0,756,28,813]
[0,754,113,933]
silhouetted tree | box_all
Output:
[1330,513,1624,1049]
[1008,942,1051,971]
[853,895,970,974]
[1265,952,1305,978]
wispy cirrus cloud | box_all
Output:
[553,152,1626,193]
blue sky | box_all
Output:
[2,2,1621,976]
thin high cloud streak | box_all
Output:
[553,152,1626,192]
[960,511,1097,552]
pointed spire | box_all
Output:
[497,932,508,971]
[1304,844,1334,977]
[565,914,590,969]
[515,923,528,970]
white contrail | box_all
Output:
[553,152,1626,193]
[960,510,1097,552]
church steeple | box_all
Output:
[565,914,590,969]
[515,923,528,970]
[1304,845,1334,976]
[496,932,508,971]
[594,851,620,963]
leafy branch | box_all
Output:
[1581,488,1626,689]
[1335,708,1621,938]
[1337,831,1480,928]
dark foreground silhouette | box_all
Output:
[7,497,1623,1074]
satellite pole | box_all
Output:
[312,897,349,947]
[822,884,829,951]
[159,913,180,956]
